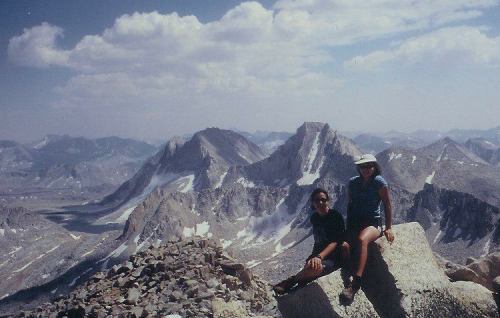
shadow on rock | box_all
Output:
[363,243,405,318]
[278,282,341,318]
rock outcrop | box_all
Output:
[12,238,279,318]
[277,223,498,318]
[437,251,500,292]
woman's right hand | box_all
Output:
[384,228,394,244]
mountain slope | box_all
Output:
[379,138,500,208]
[104,122,362,276]
[101,128,266,209]
[464,138,500,165]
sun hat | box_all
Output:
[354,154,377,165]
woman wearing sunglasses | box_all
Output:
[273,188,349,295]
[341,154,394,302]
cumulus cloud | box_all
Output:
[345,26,500,70]
[8,22,69,68]
[5,0,500,137]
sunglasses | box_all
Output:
[313,198,328,204]
[359,164,375,169]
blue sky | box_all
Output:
[1,0,499,142]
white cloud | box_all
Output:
[273,0,498,45]
[345,26,500,70]
[8,22,69,68]
[5,1,500,137]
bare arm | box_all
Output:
[379,186,394,243]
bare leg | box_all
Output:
[354,226,380,277]
[273,262,323,294]
[340,227,379,303]
[295,263,323,281]
[340,241,351,270]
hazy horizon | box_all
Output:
[2,1,500,141]
[3,122,500,145]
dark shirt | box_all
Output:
[348,175,388,221]
[309,209,345,258]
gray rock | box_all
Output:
[364,223,498,318]
[279,223,498,318]
[170,290,184,301]
[206,278,219,288]
[126,288,141,305]
[278,270,379,318]
[131,266,144,278]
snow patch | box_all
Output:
[220,239,233,249]
[388,152,402,161]
[436,145,447,162]
[183,222,211,238]
[237,177,255,188]
[411,156,416,164]
[68,268,93,287]
[42,274,50,279]
[141,172,180,197]
[8,246,22,255]
[0,229,4,236]
[272,241,296,257]
[482,239,491,257]
[238,152,251,163]
[33,137,48,149]
[13,260,35,273]
[237,195,305,248]
[177,174,195,193]
[80,249,94,258]
[69,233,81,240]
[11,229,17,234]
[115,205,137,224]
[425,171,436,184]
[297,132,323,185]
[433,230,442,245]
[136,225,160,252]
[0,294,9,301]
[51,289,57,294]
[190,202,200,216]
[36,245,60,260]
[183,226,195,238]
[100,242,128,269]
[0,259,9,268]
[247,260,262,268]
[214,171,228,188]
[195,221,210,236]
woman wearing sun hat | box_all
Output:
[340,153,394,302]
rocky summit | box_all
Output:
[278,223,498,318]
[11,237,279,318]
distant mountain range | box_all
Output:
[352,126,500,155]
[0,135,157,204]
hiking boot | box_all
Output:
[340,276,361,303]
[273,276,297,295]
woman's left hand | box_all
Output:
[307,256,323,271]
[384,228,394,244]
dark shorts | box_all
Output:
[347,217,382,241]
[321,257,338,274]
